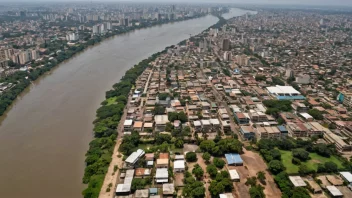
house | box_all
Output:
[219,193,235,198]
[149,188,158,196]
[289,176,307,187]
[155,168,169,183]
[193,120,202,132]
[133,121,143,132]
[234,112,250,125]
[163,183,175,196]
[300,113,314,121]
[201,119,211,131]
[115,169,135,195]
[225,153,243,166]
[174,160,185,172]
[326,186,343,197]
[156,158,169,168]
[340,172,352,185]
[229,169,240,181]
[145,153,154,161]
[135,189,149,198]
[125,149,145,167]
[240,126,255,140]
[277,125,289,137]
[135,168,151,178]
[209,118,220,129]
[124,119,133,132]
[155,115,169,132]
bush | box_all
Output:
[213,158,225,169]
[186,152,197,162]
[292,157,301,165]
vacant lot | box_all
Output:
[280,150,344,174]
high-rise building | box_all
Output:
[93,25,99,34]
[0,49,8,68]
[106,22,112,30]
[31,50,39,60]
[66,32,79,41]
[222,39,230,51]
[223,51,232,61]
[124,18,129,26]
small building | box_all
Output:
[133,121,144,132]
[163,183,175,196]
[174,160,185,172]
[339,172,352,184]
[219,193,235,198]
[156,158,169,168]
[135,189,149,198]
[289,176,307,187]
[155,115,169,132]
[149,188,158,196]
[225,153,243,166]
[201,119,211,131]
[234,112,250,125]
[229,169,240,181]
[125,149,145,167]
[115,169,135,195]
[277,125,288,137]
[124,119,133,132]
[326,186,343,197]
[145,153,155,161]
[155,168,169,183]
[193,120,202,132]
[240,126,255,140]
[300,113,314,121]
[210,118,221,129]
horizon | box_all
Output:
[0,0,351,7]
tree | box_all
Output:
[255,75,266,81]
[245,176,257,186]
[257,171,266,184]
[200,140,216,153]
[175,138,184,148]
[268,160,285,174]
[298,164,313,176]
[192,164,204,180]
[324,161,338,173]
[209,180,225,197]
[206,164,218,178]
[249,185,265,198]
[312,144,331,157]
[292,148,310,161]
[202,152,211,163]
[308,109,324,120]
[291,187,310,198]
[213,157,226,169]
[186,152,197,162]
[270,149,282,160]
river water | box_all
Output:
[0,8,253,198]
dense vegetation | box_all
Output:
[257,137,352,198]
[199,138,243,156]
[263,100,292,117]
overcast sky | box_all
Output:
[0,0,351,6]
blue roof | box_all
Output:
[278,125,288,132]
[149,188,158,193]
[225,153,243,165]
[276,95,305,100]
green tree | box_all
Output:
[249,185,265,198]
[202,152,211,163]
[206,164,218,178]
[257,171,266,184]
[308,109,324,120]
[199,140,216,153]
[268,160,285,174]
[209,180,225,197]
[213,157,226,169]
[324,161,338,173]
[175,138,184,148]
[186,152,197,162]
[292,148,310,161]
[192,164,204,180]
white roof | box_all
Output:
[300,113,313,119]
[340,172,352,183]
[155,115,169,125]
[210,119,220,125]
[267,85,301,95]
[193,120,201,126]
[174,160,185,169]
[175,155,185,160]
[156,168,168,179]
[289,176,307,187]
[201,119,211,126]
[326,185,343,196]
[125,149,145,164]
[124,119,133,126]
[229,170,240,180]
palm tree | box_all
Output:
[257,171,266,184]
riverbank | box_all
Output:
[83,14,229,198]
[0,11,228,118]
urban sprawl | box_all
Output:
[1,3,352,198]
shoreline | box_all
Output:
[85,13,230,198]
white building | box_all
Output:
[173,160,185,172]
[229,169,240,181]
[155,168,168,183]
[66,32,79,41]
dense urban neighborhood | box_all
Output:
[2,2,352,198]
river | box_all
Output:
[0,8,254,198]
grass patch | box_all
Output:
[105,97,117,106]
[279,150,344,174]
[135,143,183,154]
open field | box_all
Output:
[105,96,117,105]
[280,150,344,174]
